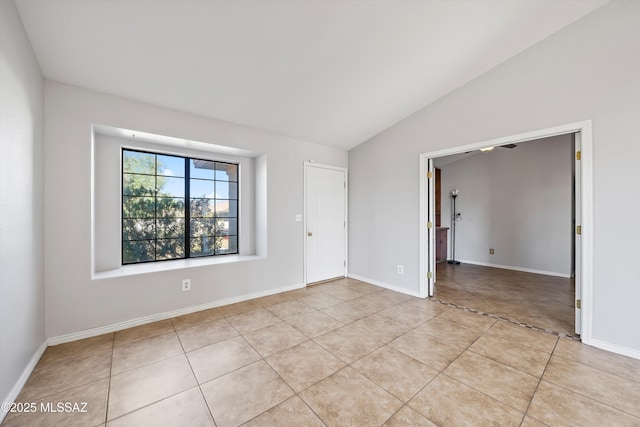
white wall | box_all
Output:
[44,82,347,338]
[0,0,46,409]
[349,1,640,352]
[439,135,573,277]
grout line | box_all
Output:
[520,338,560,426]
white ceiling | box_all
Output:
[15,0,607,150]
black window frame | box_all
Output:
[121,148,239,265]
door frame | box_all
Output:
[418,120,593,343]
[303,161,348,285]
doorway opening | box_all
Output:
[419,121,593,343]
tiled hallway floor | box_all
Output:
[435,263,575,337]
[3,278,640,426]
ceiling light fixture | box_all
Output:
[480,146,494,152]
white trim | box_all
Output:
[458,260,571,278]
[47,283,303,345]
[348,273,421,298]
[419,120,594,344]
[303,162,348,285]
[587,339,640,361]
[0,340,48,423]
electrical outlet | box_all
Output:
[397,265,404,275]
[489,248,495,255]
[182,279,191,291]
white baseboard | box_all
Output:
[0,340,47,424]
[347,273,420,298]
[585,338,640,361]
[459,259,571,278]
[48,283,304,345]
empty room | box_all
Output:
[2,1,640,426]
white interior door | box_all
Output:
[427,159,436,296]
[305,164,346,284]
[574,133,582,335]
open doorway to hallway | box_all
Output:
[419,121,593,342]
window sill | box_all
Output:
[92,254,263,280]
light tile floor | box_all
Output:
[3,278,640,426]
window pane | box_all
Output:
[123,174,156,196]
[123,151,155,174]
[157,177,185,197]
[156,197,185,218]
[216,162,237,181]
[190,159,215,180]
[123,240,155,263]
[123,219,155,241]
[215,200,237,218]
[190,236,217,257]
[157,218,184,238]
[190,218,216,237]
[215,181,238,199]
[217,235,238,254]
[190,179,214,198]
[190,198,215,218]
[156,238,185,260]
[123,196,155,218]
[215,218,237,236]
[157,155,185,177]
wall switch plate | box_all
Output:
[295,214,302,222]
[489,248,495,255]
[182,279,191,291]
[397,265,404,275]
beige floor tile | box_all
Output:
[298,292,343,309]
[107,355,197,420]
[436,308,497,331]
[40,333,114,365]
[106,387,214,427]
[383,406,437,427]
[176,318,238,352]
[527,380,640,427]
[266,300,316,319]
[543,355,640,417]
[486,320,558,354]
[315,284,366,301]
[266,340,345,392]
[253,292,296,307]
[170,308,222,330]
[415,317,483,348]
[200,360,294,427]
[351,293,403,311]
[300,367,403,427]
[346,280,383,295]
[408,375,524,426]
[469,334,551,377]
[352,346,439,402]
[242,396,325,427]
[187,336,261,384]
[350,314,410,343]
[519,416,548,427]
[113,320,174,346]
[378,305,434,328]
[389,329,465,371]
[285,310,345,338]
[320,301,377,324]
[398,298,451,316]
[226,308,281,334]
[111,332,183,375]
[554,338,640,383]
[216,299,262,317]
[4,378,109,427]
[444,351,539,412]
[242,322,308,357]
[314,325,383,364]
[18,349,112,402]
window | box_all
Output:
[122,149,238,264]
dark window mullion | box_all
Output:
[185,157,191,258]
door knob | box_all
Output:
[307,232,313,237]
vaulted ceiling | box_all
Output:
[16,0,607,149]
